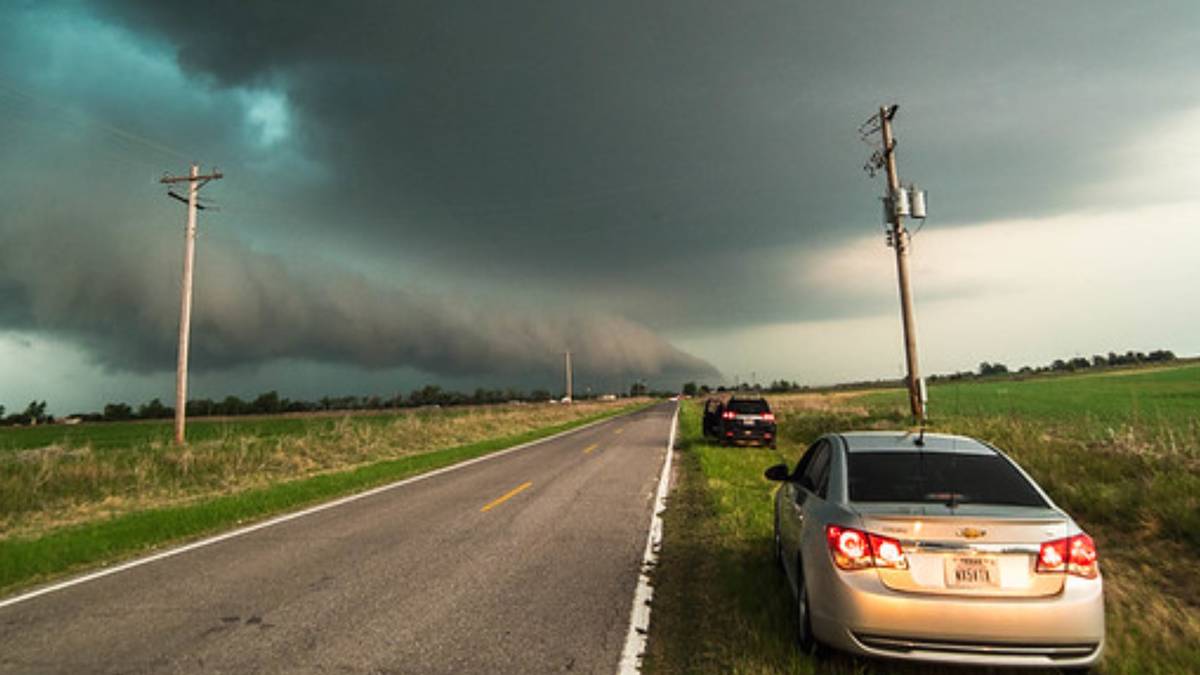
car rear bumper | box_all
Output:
[810,565,1105,668]
[721,426,776,443]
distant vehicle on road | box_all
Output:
[764,431,1104,669]
[717,396,776,448]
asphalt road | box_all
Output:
[0,402,677,674]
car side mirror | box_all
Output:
[763,463,789,482]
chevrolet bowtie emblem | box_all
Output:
[958,527,987,539]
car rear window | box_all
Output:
[847,451,1047,507]
[726,399,769,414]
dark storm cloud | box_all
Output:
[86,0,1200,333]
[0,217,717,380]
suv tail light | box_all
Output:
[1037,533,1099,578]
[761,412,775,422]
[721,410,736,420]
[825,525,908,571]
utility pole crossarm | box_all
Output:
[160,171,223,184]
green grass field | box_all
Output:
[644,366,1200,674]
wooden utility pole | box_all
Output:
[161,164,223,445]
[564,350,573,402]
[876,106,925,425]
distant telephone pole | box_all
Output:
[161,163,223,445]
[564,350,573,402]
[862,105,926,425]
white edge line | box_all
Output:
[0,409,633,610]
[617,401,678,675]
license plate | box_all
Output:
[742,419,755,426]
[945,556,1000,589]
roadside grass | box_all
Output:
[0,401,644,597]
[646,370,1200,674]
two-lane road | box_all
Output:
[0,402,678,674]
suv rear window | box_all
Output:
[726,399,769,414]
[847,452,1047,507]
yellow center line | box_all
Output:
[480,481,533,513]
[582,443,599,454]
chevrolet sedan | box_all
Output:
[765,431,1104,669]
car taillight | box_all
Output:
[825,525,907,571]
[722,410,735,420]
[761,412,775,421]
[868,533,907,568]
[1037,533,1098,578]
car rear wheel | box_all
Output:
[795,559,821,656]
[773,513,783,570]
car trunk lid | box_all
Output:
[853,503,1069,597]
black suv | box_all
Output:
[718,397,777,448]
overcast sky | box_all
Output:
[2,1,1199,413]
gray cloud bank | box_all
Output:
[0,219,717,382]
[83,1,1200,334]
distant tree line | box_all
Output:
[0,385,636,427]
[0,400,49,427]
[930,349,1178,383]
[676,348,1182,398]
[680,379,811,397]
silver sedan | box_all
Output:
[765,431,1104,669]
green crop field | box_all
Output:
[0,410,430,453]
[645,365,1200,674]
[862,362,1200,429]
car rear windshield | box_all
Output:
[726,399,769,414]
[847,451,1048,507]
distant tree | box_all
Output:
[1051,359,1069,372]
[529,389,552,402]
[768,379,792,392]
[978,362,1008,376]
[1069,357,1091,371]
[103,402,134,421]
[23,400,47,424]
[218,395,248,416]
[681,382,698,397]
[187,399,216,417]
[137,398,172,419]
[629,382,648,397]
[1091,354,1108,368]
[0,404,4,419]
[283,398,314,413]
[251,390,282,415]
[409,385,444,406]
